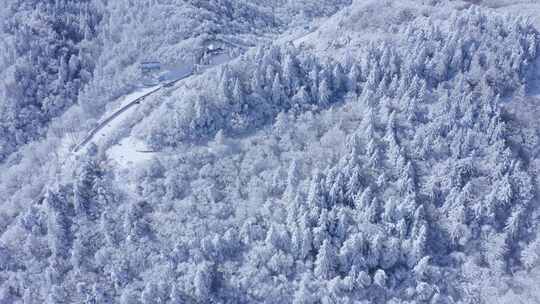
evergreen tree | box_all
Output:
[285,160,301,202]
[293,273,315,304]
[73,157,101,219]
[307,171,326,210]
[291,86,311,108]
[299,214,313,260]
[373,269,387,288]
[332,63,345,93]
[282,54,299,96]
[45,190,72,260]
[318,78,332,107]
[346,64,361,93]
[141,282,160,304]
[194,262,214,302]
[314,240,336,280]
[272,74,285,108]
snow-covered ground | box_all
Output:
[107,137,154,168]
[158,63,193,84]
[80,85,163,168]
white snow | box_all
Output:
[482,0,540,27]
[107,137,155,168]
[103,85,161,120]
[284,0,430,58]
[74,64,193,158]
[72,83,161,163]
[86,87,162,166]
[91,100,141,147]
[207,52,233,66]
[158,64,193,83]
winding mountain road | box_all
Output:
[72,86,161,153]
[72,74,191,153]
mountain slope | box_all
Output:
[1,1,540,303]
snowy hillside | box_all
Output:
[1,0,540,303]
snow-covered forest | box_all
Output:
[1,0,540,303]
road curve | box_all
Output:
[72,76,189,153]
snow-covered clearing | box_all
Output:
[107,137,154,168]
[79,85,164,168]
